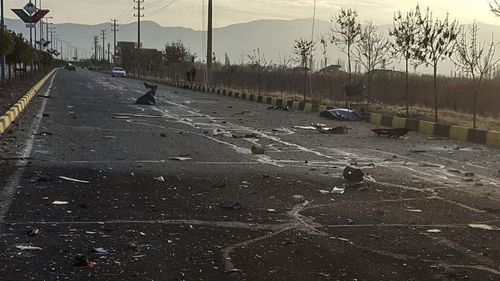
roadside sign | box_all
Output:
[12,9,32,23]
[23,2,38,15]
[31,9,50,24]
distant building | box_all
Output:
[318,64,343,74]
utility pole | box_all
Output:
[133,0,144,49]
[101,29,106,61]
[206,0,213,84]
[1,0,6,82]
[107,43,111,63]
[93,36,99,61]
[111,19,119,63]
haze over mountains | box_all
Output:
[5,17,500,75]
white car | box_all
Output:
[112,67,126,77]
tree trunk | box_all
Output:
[473,87,477,128]
[347,46,352,85]
[405,58,409,117]
[433,64,438,123]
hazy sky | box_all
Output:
[4,0,500,28]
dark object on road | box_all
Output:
[233,133,259,139]
[343,166,364,183]
[222,202,241,210]
[317,126,349,134]
[136,83,158,105]
[372,128,410,138]
[320,109,361,121]
[267,105,290,111]
[74,255,96,269]
[27,228,40,237]
[34,131,53,136]
[35,175,53,182]
[251,145,265,154]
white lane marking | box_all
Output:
[0,71,57,225]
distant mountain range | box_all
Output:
[5,17,500,75]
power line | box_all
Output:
[148,0,181,17]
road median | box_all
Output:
[0,69,57,135]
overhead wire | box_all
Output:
[148,0,181,17]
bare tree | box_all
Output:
[490,0,500,16]
[390,5,422,117]
[293,38,315,101]
[247,48,270,97]
[277,53,292,99]
[319,35,329,72]
[330,8,361,85]
[454,22,500,128]
[415,8,459,122]
[352,21,391,110]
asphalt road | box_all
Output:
[1,68,500,281]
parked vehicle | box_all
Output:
[112,67,126,77]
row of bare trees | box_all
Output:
[135,4,500,128]
[289,4,500,127]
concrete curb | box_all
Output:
[138,78,500,149]
[0,69,57,136]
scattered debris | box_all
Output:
[222,202,241,210]
[292,195,305,203]
[320,108,361,121]
[426,229,442,233]
[427,136,445,141]
[318,190,331,195]
[267,209,277,213]
[292,126,317,130]
[27,228,40,237]
[372,128,410,138]
[52,201,69,205]
[406,209,423,213]
[154,176,166,182]
[168,157,192,161]
[317,126,349,135]
[74,255,97,269]
[464,172,475,177]
[59,176,91,184]
[232,133,259,139]
[34,131,53,136]
[331,187,346,194]
[235,110,252,115]
[267,105,290,111]
[136,82,158,105]
[16,245,42,251]
[160,133,167,137]
[251,145,265,155]
[343,166,364,183]
[410,150,427,153]
[468,224,499,231]
[103,136,117,139]
[93,247,108,254]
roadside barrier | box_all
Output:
[0,69,57,135]
[133,77,500,149]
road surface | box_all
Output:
[1,69,500,280]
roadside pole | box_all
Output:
[1,0,6,83]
